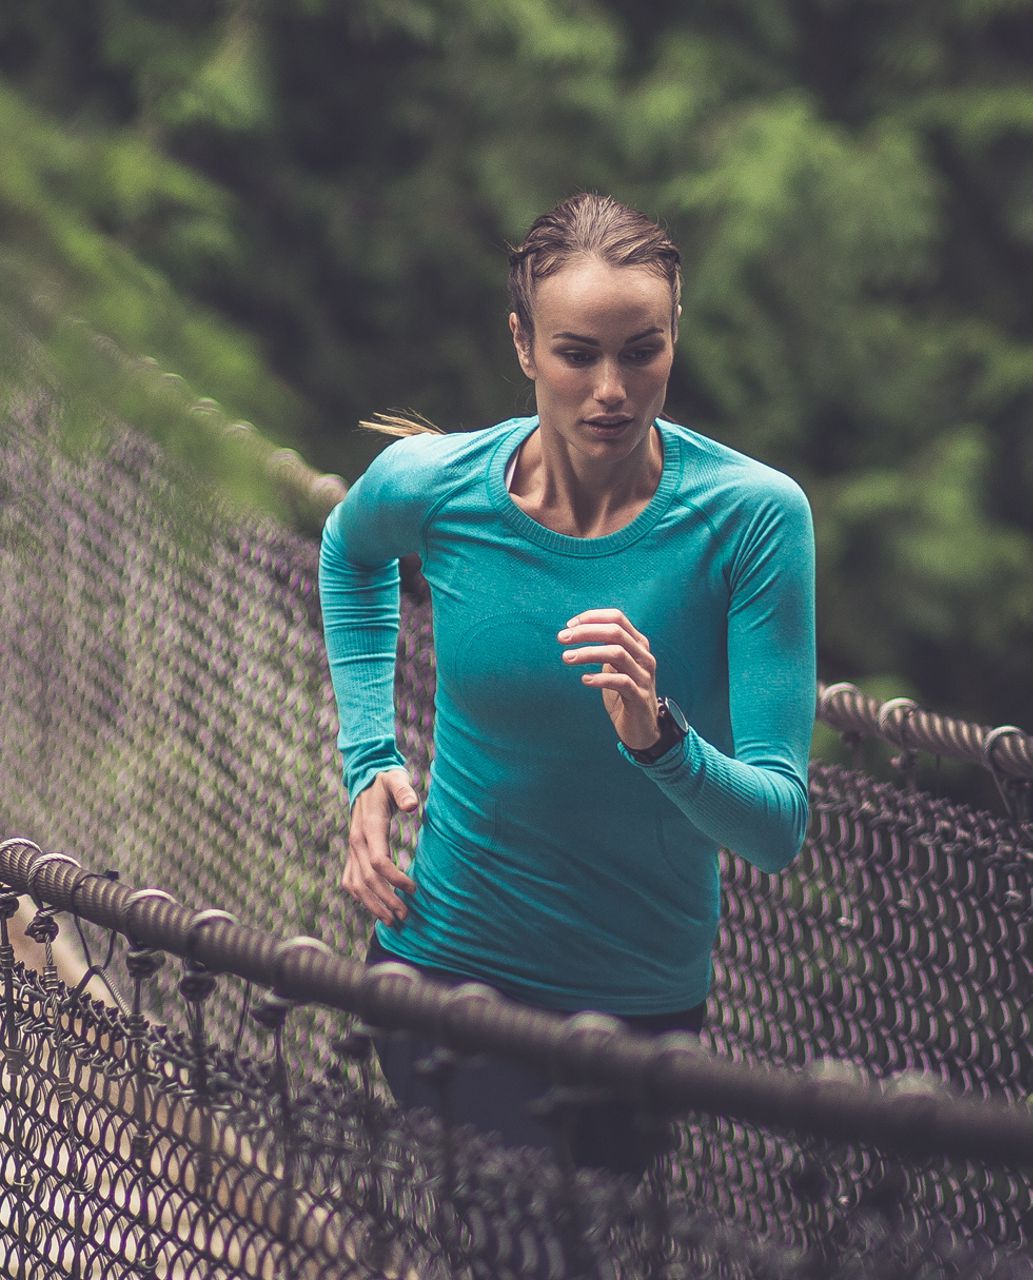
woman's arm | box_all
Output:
[318,435,438,917]
[320,500,409,803]
[560,477,816,874]
[318,435,436,801]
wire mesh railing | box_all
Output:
[1,394,1031,1276]
[1,833,1030,1279]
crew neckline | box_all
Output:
[488,417,681,556]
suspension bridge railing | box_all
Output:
[2,396,1031,1277]
[1,831,1030,1279]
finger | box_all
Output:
[351,828,417,898]
[365,874,411,923]
[563,608,649,647]
[557,622,655,669]
[347,827,416,916]
[578,670,645,697]
[343,857,397,926]
[386,774,420,812]
[355,813,419,897]
[353,855,412,923]
[369,852,418,897]
[558,622,644,644]
[561,644,654,685]
[356,881,401,926]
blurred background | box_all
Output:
[1,0,1031,732]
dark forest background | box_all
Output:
[1,0,1031,733]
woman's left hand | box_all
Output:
[558,608,661,750]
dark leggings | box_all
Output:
[365,932,705,1181]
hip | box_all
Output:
[365,929,706,1034]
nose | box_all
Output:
[593,360,626,407]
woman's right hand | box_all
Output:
[344,769,420,925]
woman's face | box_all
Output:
[509,256,677,463]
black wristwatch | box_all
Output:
[625,696,689,765]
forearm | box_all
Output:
[618,732,809,873]
[619,476,815,873]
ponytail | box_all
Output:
[358,412,444,438]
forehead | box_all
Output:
[531,257,673,336]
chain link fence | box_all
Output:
[1,396,1030,1276]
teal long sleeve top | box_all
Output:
[319,416,816,1014]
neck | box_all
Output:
[512,422,664,538]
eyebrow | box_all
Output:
[551,327,664,345]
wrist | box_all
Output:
[620,708,663,755]
[622,696,688,765]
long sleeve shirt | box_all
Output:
[319,416,816,1014]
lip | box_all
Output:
[584,416,633,433]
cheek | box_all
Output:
[643,358,674,397]
[536,362,584,399]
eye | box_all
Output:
[623,346,662,364]
[559,349,596,366]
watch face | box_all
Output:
[661,697,689,735]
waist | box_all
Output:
[365,930,706,1035]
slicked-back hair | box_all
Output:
[361,193,681,439]
[507,192,682,340]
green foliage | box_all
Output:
[0,76,300,516]
[816,426,1033,697]
[657,99,943,464]
[0,0,1031,727]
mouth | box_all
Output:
[584,416,634,436]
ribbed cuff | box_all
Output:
[616,734,688,771]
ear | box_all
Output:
[509,313,536,380]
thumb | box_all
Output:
[390,774,420,810]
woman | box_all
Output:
[319,193,816,1178]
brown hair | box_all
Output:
[358,411,444,438]
[508,192,682,340]
[362,193,681,438]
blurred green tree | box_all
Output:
[0,0,1030,726]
